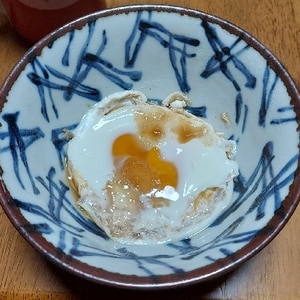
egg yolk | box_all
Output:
[112,133,178,194]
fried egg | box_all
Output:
[66,90,238,244]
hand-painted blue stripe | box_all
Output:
[45,65,100,100]
[57,230,66,252]
[25,223,54,234]
[270,117,297,124]
[167,218,257,262]
[83,53,142,90]
[35,167,106,237]
[241,104,248,133]
[211,141,297,227]
[62,30,75,67]
[0,112,43,194]
[125,11,150,68]
[51,124,78,170]
[201,20,256,92]
[125,12,200,92]
[30,59,58,122]
[168,39,190,92]
[259,63,279,127]
[62,23,104,101]
[250,153,299,219]
[70,238,184,278]
[235,92,243,124]
[211,142,269,225]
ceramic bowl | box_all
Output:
[0,5,299,289]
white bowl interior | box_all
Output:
[0,5,299,288]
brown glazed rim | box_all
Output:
[0,5,299,289]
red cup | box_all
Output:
[1,0,106,44]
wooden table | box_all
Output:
[0,0,299,299]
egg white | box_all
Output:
[67,90,239,244]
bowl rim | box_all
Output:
[0,4,299,289]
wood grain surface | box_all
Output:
[0,0,299,299]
